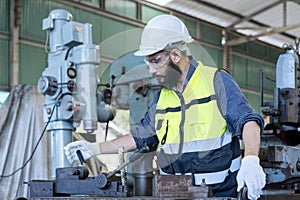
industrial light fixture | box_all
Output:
[221,30,227,46]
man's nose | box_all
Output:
[148,66,157,74]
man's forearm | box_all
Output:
[99,134,137,154]
[242,121,261,156]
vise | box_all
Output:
[29,166,127,197]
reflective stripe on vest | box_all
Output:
[159,156,241,184]
[161,130,232,154]
[193,156,241,185]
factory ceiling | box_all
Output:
[146,0,300,49]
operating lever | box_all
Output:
[76,150,87,165]
[96,146,150,189]
[237,187,249,200]
[107,146,149,178]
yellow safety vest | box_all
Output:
[155,62,241,185]
[155,62,228,152]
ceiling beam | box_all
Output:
[226,23,300,46]
[226,0,282,30]
[283,0,287,27]
[290,0,300,5]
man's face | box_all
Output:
[144,51,182,89]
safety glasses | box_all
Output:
[144,51,169,69]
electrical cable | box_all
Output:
[64,46,74,60]
[0,104,56,178]
[44,30,49,53]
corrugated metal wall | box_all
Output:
[0,0,284,113]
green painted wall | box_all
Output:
[105,0,137,19]
[0,0,9,32]
[19,44,47,85]
[0,40,10,87]
[142,4,167,22]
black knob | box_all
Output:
[96,173,110,189]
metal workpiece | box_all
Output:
[118,147,127,188]
[153,175,213,199]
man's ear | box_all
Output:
[170,49,181,63]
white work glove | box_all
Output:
[64,141,101,164]
[237,155,266,200]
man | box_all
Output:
[64,15,266,199]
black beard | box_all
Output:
[162,59,182,89]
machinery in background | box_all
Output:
[109,52,161,196]
[109,52,160,127]
[260,42,300,194]
[37,9,115,179]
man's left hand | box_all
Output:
[237,155,266,200]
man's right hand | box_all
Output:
[237,155,266,200]
[64,141,101,163]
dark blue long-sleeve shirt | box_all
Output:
[131,58,264,150]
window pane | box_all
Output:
[105,0,137,19]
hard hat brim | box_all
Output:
[134,48,162,57]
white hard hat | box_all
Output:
[134,15,194,56]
